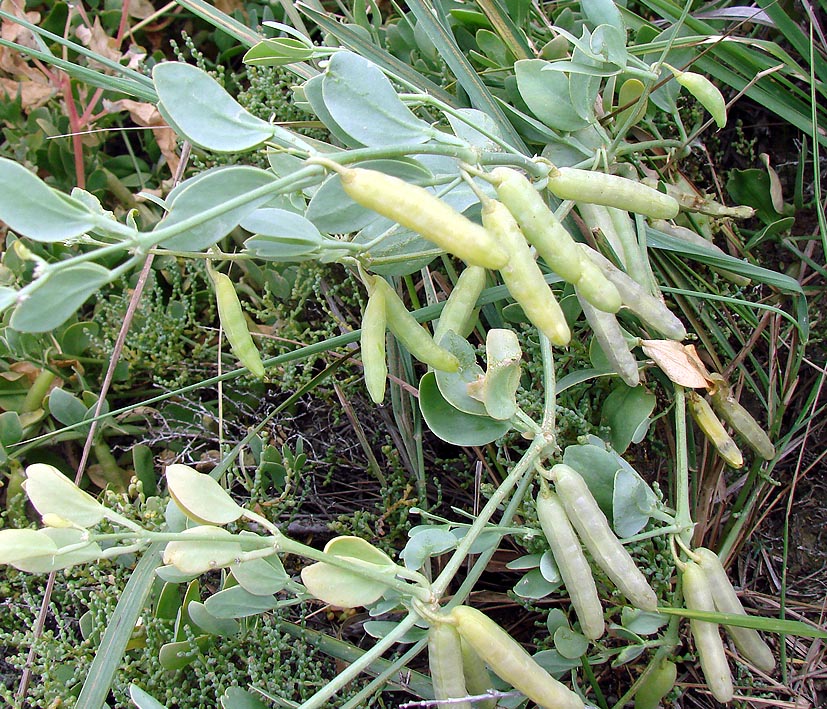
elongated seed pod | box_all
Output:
[634,659,678,709]
[433,265,486,344]
[683,560,734,703]
[577,293,639,387]
[694,547,775,673]
[369,277,459,372]
[481,197,571,345]
[548,167,680,220]
[536,482,605,639]
[687,392,744,468]
[489,167,583,283]
[580,246,687,340]
[450,605,585,709]
[574,255,622,313]
[709,376,775,460]
[460,638,496,709]
[336,166,508,269]
[552,464,658,611]
[429,623,473,709]
[361,284,388,404]
[210,269,266,379]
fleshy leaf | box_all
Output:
[153,63,274,151]
[162,526,243,575]
[0,158,97,242]
[165,464,244,525]
[23,463,107,527]
[11,263,111,333]
[0,528,58,565]
[12,527,102,572]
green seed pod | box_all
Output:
[429,622,472,709]
[209,268,266,379]
[687,392,744,468]
[580,246,687,340]
[433,265,486,344]
[336,166,508,269]
[536,481,605,639]
[709,375,776,460]
[369,277,459,373]
[577,292,639,387]
[489,167,583,283]
[481,197,571,346]
[552,464,658,611]
[694,548,776,673]
[667,65,727,128]
[360,282,388,404]
[460,638,497,709]
[683,560,734,703]
[547,167,680,220]
[575,255,622,313]
[634,659,677,709]
[450,605,585,709]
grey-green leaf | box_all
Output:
[157,167,277,251]
[11,263,111,333]
[321,51,434,146]
[514,59,590,132]
[0,158,97,242]
[152,63,273,152]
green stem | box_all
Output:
[431,436,547,597]
[673,386,693,547]
[296,611,420,709]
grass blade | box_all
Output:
[75,544,163,709]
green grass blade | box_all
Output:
[758,0,827,84]
[75,544,163,709]
[474,0,532,60]
[175,0,263,47]
[404,0,528,152]
[657,606,827,638]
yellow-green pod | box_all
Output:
[667,65,727,128]
[580,246,687,340]
[209,269,266,379]
[360,283,388,404]
[369,277,459,372]
[536,481,605,639]
[547,167,680,220]
[694,547,775,673]
[335,166,508,269]
[687,392,744,468]
[489,167,583,283]
[481,197,571,346]
[709,376,775,460]
[449,605,585,709]
[460,638,496,709]
[683,560,734,703]
[575,255,622,313]
[634,659,677,709]
[428,623,472,709]
[433,265,486,344]
[577,293,639,388]
[552,464,658,611]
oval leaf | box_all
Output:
[0,158,97,242]
[419,372,511,446]
[301,560,390,608]
[12,527,102,572]
[165,464,244,525]
[0,528,58,565]
[157,166,278,251]
[321,52,434,146]
[162,526,243,575]
[514,59,590,131]
[153,63,274,151]
[11,263,111,333]
[23,463,107,527]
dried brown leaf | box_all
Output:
[640,339,713,388]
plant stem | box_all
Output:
[672,386,693,548]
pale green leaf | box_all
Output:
[152,63,273,151]
[23,463,107,527]
[165,464,244,525]
[11,263,111,333]
[0,158,97,242]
